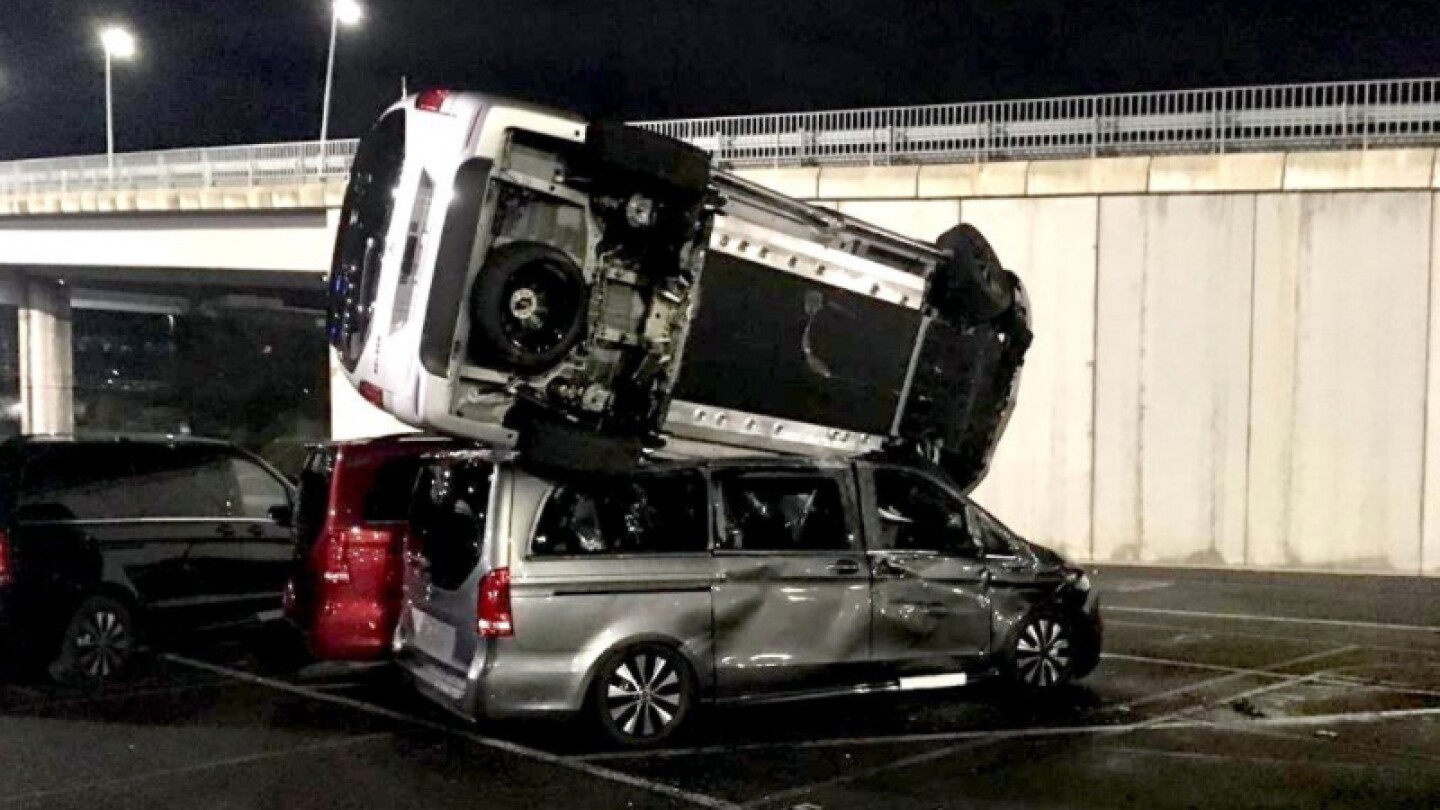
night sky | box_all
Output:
[3,0,1439,160]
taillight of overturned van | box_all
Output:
[0,528,11,587]
[476,567,513,638]
[414,88,454,114]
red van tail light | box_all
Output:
[476,567,513,638]
[322,529,353,584]
[0,528,11,586]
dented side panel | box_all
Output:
[709,465,873,698]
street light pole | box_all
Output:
[105,49,114,167]
[99,27,136,170]
[320,0,362,148]
[320,10,339,146]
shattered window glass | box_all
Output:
[717,473,851,552]
[531,472,707,556]
[872,468,976,555]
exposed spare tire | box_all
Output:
[929,223,1016,323]
[468,241,588,373]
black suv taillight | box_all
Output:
[0,528,11,586]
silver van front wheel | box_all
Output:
[593,644,694,747]
[1005,613,1074,690]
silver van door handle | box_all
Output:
[827,559,861,575]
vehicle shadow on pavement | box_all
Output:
[3,631,1110,761]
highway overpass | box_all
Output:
[3,77,1440,576]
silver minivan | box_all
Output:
[394,450,1102,746]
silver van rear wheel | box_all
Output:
[593,643,694,747]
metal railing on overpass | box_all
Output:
[637,77,1440,167]
[0,140,358,197]
[4,77,1440,197]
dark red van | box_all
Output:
[284,434,456,661]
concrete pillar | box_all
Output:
[20,278,74,435]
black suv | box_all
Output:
[0,435,295,683]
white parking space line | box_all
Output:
[1100,745,1376,770]
[1103,580,1174,593]
[161,654,740,810]
[0,685,46,700]
[0,732,394,806]
[586,647,1364,765]
[577,723,1157,763]
[1107,618,1440,658]
[1106,651,1440,699]
[1242,705,1440,727]
[28,679,240,710]
[1104,651,1290,676]
[1107,646,1358,712]
[735,736,1014,810]
[1109,606,1440,634]
[735,646,1359,809]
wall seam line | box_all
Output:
[1243,194,1261,568]
[1089,195,1102,562]
[1136,200,1149,564]
[1421,192,1437,576]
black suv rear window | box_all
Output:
[17,444,238,521]
[17,446,136,521]
[531,472,708,556]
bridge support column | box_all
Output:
[19,278,73,435]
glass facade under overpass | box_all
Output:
[1,270,331,478]
[71,302,329,475]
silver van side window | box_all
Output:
[872,468,977,556]
[531,471,707,556]
[717,472,852,552]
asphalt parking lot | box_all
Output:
[3,566,1439,809]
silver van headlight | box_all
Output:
[1064,569,1091,592]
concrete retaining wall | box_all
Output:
[4,148,1439,574]
[735,150,1440,576]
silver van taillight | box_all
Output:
[477,567,513,637]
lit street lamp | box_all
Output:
[100,27,137,167]
[320,0,363,146]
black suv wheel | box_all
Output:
[50,595,136,685]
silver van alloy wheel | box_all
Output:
[1015,617,1070,687]
[73,608,131,679]
[606,652,683,738]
